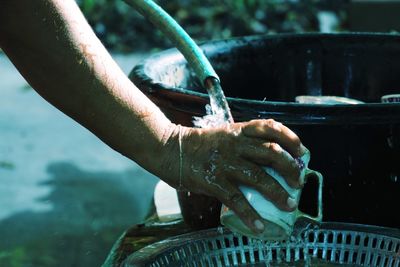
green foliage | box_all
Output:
[0,248,27,267]
[81,0,96,13]
[77,0,347,52]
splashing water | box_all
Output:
[206,78,233,121]
[192,104,230,128]
[194,77,234,128]
[192,76,233,128]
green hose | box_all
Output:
[123,0,219,84]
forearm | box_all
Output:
[0,0,175,174]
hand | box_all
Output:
[160,119,307,234]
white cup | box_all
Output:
[220,151,323,240]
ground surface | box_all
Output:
[0,52,159,267]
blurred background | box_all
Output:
[1,0,400,266]
[76,0,400,52]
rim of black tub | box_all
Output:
[129,32,400,125]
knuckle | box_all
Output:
[245,120,260,129]
[264,119,276,128]
[271,143,282,152]
[265,119,283,132]
[264,142,272,150]
[265,142,282,153]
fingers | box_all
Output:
[241,119,307,158]
[240,140,302,188]
[226,160,298,211]
[216,182,266,234]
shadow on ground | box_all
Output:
[0,162,157,267]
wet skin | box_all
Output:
[0,0,307,234]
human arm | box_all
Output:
[0,0,306,234]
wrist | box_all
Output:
[150,123,185,188]
[153,124,204,190]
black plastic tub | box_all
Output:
[129,33,400,228]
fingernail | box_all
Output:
[254,219,265,231]
[287,197,298,209]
